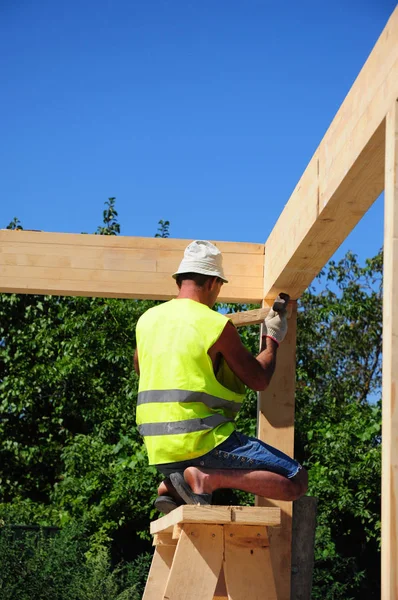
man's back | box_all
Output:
[135,298,244,466]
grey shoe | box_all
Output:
[153,495,179,514]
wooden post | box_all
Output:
[291,496,318,600]
[257,303,298,600]
[382,99,398,600]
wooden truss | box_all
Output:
[1,7,397,600]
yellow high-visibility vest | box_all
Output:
[136,298,245,465]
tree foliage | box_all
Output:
[96,198,120,236]
[0,523,151,600]
[154,220,170,238]
[296,252,382,599]
[0,202,382,599]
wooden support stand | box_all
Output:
[142,505,281,600]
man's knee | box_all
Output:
[290,467,308,500]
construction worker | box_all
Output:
[134,240,308,513]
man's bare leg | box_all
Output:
[184,466,308,501]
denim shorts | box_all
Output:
[156,430,301,479]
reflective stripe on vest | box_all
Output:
[137,389,242,414]
[138,414,234,436]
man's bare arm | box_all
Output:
[209,322,277,392]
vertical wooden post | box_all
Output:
[382,99,398,600]
[257,303,298,600]
[291,496,318,600]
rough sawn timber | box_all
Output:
[382,99,398,600]
[263,7,398,302]
[0,231,264,303]
[150,505,281,535]
[257,303,298,600]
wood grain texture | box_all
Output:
[150,505,281,535]
[263,7,398,301]
[226,307,270,327]
[257,303,298,600]
[229,505,281,527]
[152,533,178,546]
[226,305,293,327]
[162,524,223,600]
[142,545,176,600]
[151,506,232,534]
[223,525,277,600]
[0,231,264,303]
[382,99,398,600]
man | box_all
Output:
[134,240,308,513]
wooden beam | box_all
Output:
[0,231,264,303]
[257,302,298,600]
[227,307,269,327]
[226,304,293,327]
[263,7,398,301]
[150,505,281,535]
[382,99,398,600]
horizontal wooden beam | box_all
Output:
[263,7,398,301]
[0,230,264,303]
[150,505,281,535]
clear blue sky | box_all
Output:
[2,0,396,268]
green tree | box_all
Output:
[154,220,170,238]
[0,201,160,557]
[0,523,150,600]
[0,202,383,598]
[6,217,23,230]
[96,198,120,236]
[296,251,382,599]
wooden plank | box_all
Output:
[162,524,223,600]
[150,505,281,535]
[257,303,297,600]
[0,265,261,290]
[0,230,264,302]
[226,305,293,327]
[223,524,270,548]
[0,230,264,254]
[152,532,178,546]
[142,545,176,600]
[263,6,398,301]
[0,243,264,273]
[223,524,277,600]
[230,506,281,527]
[382,99,398,600]
[227,307,269,327]
[0,276,262,303]
[151,506,232,534]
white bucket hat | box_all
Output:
[173,240,228,283]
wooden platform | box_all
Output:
[143,505,281,600]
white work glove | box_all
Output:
[262,308,288,346]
